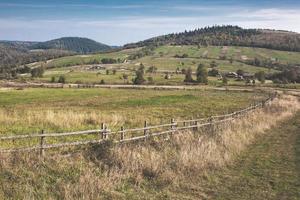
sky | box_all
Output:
[0,0,300,45]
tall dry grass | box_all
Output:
[0,94,299,199]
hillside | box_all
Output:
[30,37,112,54]
[124,25,300,52]
[0,44,74,78]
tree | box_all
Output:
[196,64,208,84]
[208,68,219,76]
[58,75,66,83]
[210,61,218,68]
[255,71,266,84]
[147,66,157,74]
[184,67,194,83]
[122,73,128,83]
[254,57,261,66]
[133,65,146,85]
[101,58,117,64]
[31,66,44,78]
[50,76,56,83]
[147,76,154,84]
[236,69,244,76]
[222,76,228,85]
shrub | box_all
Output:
[31,66,45,78]
[184,67,194,83]
[50,76,56,83]
[196,64,208,84]
[58,75,66,83]
[133,65,146,85]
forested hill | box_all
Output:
[30,37,112,54]
[124,25,300,52]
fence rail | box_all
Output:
[0,93,277,155]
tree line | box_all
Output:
[124,25,300,52]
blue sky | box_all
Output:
[0,0,300,45]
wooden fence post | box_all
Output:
[144,121,149,141]
[40,130,45,157]
[101,123,106,140]
[209,116,214,134]
[171,118,176,134]
[194,121,199,131]
[120,126,125,141]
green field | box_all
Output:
[39,45,300,74]
[0,88,265,136]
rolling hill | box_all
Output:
[124,25,300,52]
[29,37,112,54]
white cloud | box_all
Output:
[230,8,300,20]
[0,7,300,45]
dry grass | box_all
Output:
[0,94,299,199]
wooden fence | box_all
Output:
[0,94,277,155]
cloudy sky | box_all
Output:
[0,0,299,45]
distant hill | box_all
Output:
[30,37,112,54]
[124,25,300,52]
[0,40,38,50]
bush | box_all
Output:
[196,64,208,84]
[58,75,66,83]
[31,66,45,78]
[208,68,219,76]
[184,67,194,83]
[222,76,228,85]
[50,76,56,83]
[133,65,146,85]
[101,58,117,64]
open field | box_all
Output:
[41,46,300,70]
[20,44,300,87]
[31,45,300,74]
[1,94,299,199]
[0,88,266,136]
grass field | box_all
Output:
[22,45,300,87]
[1,94,298,199]
[202,111,300,199]
[38,45,300,74]
[0,88,265,136]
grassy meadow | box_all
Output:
[21,45,300,86]
[1,93,299,199]
[0,88,266,137]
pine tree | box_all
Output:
[196,64,208,84]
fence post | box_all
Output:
[144,121,148,141]
[101,123,106,140]
[194,120,199,131]
[120,126,125,141]
[171,118,176,134]
[40,130,45,158]
[209,116,214,134]
[105,125,110,140]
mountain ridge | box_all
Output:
[124,25,300,52]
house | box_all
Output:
[243,73,254,79]
[226,72,238,78]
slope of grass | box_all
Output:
[203,111,300,199]
[155,45,300,65]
